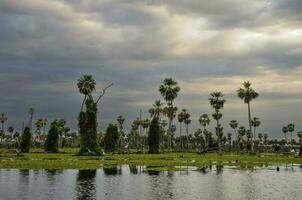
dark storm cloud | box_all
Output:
[0,0,301,137]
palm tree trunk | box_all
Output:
[169,119,172,151]
[217,119,221,155]
[81,95,87,112]
[248,102,254,152]
[234,129,239,154]
[291,132,293,147]
[1,123,3,133]
[186,124,189,150]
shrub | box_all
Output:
[148,117,160,154]
[20,126,31,153]
[104,124,119,152]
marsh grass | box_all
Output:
[0,148,301,170]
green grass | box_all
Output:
[0,148,301,171]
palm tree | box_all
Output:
[237,81,259,152]
[0,113,8,134]
[41,118,48,135]
[237,126,246,150]
[117,115,125,133]
[179,109,191,150]
[7,126,14,136]
[194,129,204,152]
[77,75,113,155]
[35,119,44,134]
[163,105,178,148]
[77,75,96,111]
[251,117,261,142]
[149,100,164,119]
[199,114,210,151]
[287,123,295,147]
[140,119,150,135]
[229,120,238,147]
[159,78,180,137]
[282,126,289,144]
[209,91,226,155]
[199,114,210,131]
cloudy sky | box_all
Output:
[0,0,301,138]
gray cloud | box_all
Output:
[0,0,301,138]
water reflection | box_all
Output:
[1,165,302,200]
[103,166,122,176]
[145,166,161,176]
[76,170,96,200]
[129,165,138,174]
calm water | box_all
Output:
[1,165,302,200]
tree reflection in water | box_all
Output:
[76,170,96,200]
[103,166,122,176]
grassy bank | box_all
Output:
[0,148,301,171]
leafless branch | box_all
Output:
[96,83,114,104]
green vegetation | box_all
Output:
[148,117,160,153]
[77,75,113,156]
[0,148,301,170]
[1,76,302,173]
[45,119,69,153]
[20,127,31,153]
[104,124,119,152]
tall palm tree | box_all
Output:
[159,78,180,137]
[77,75,113,156]
[237,81,259,152]
[77,75,96,111]
[0,113,8,134]
[251,117,261,142]
[287,123,295,147]
[163,104,178,149]
[209,91,226,155]
[179,109,191,150]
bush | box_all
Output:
[148,117,160,154]
[104,124,119,152]
[20,126,31,153]
[44,121,60,153]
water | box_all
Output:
[1,165,302,200]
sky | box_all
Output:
[0,0,301,138]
